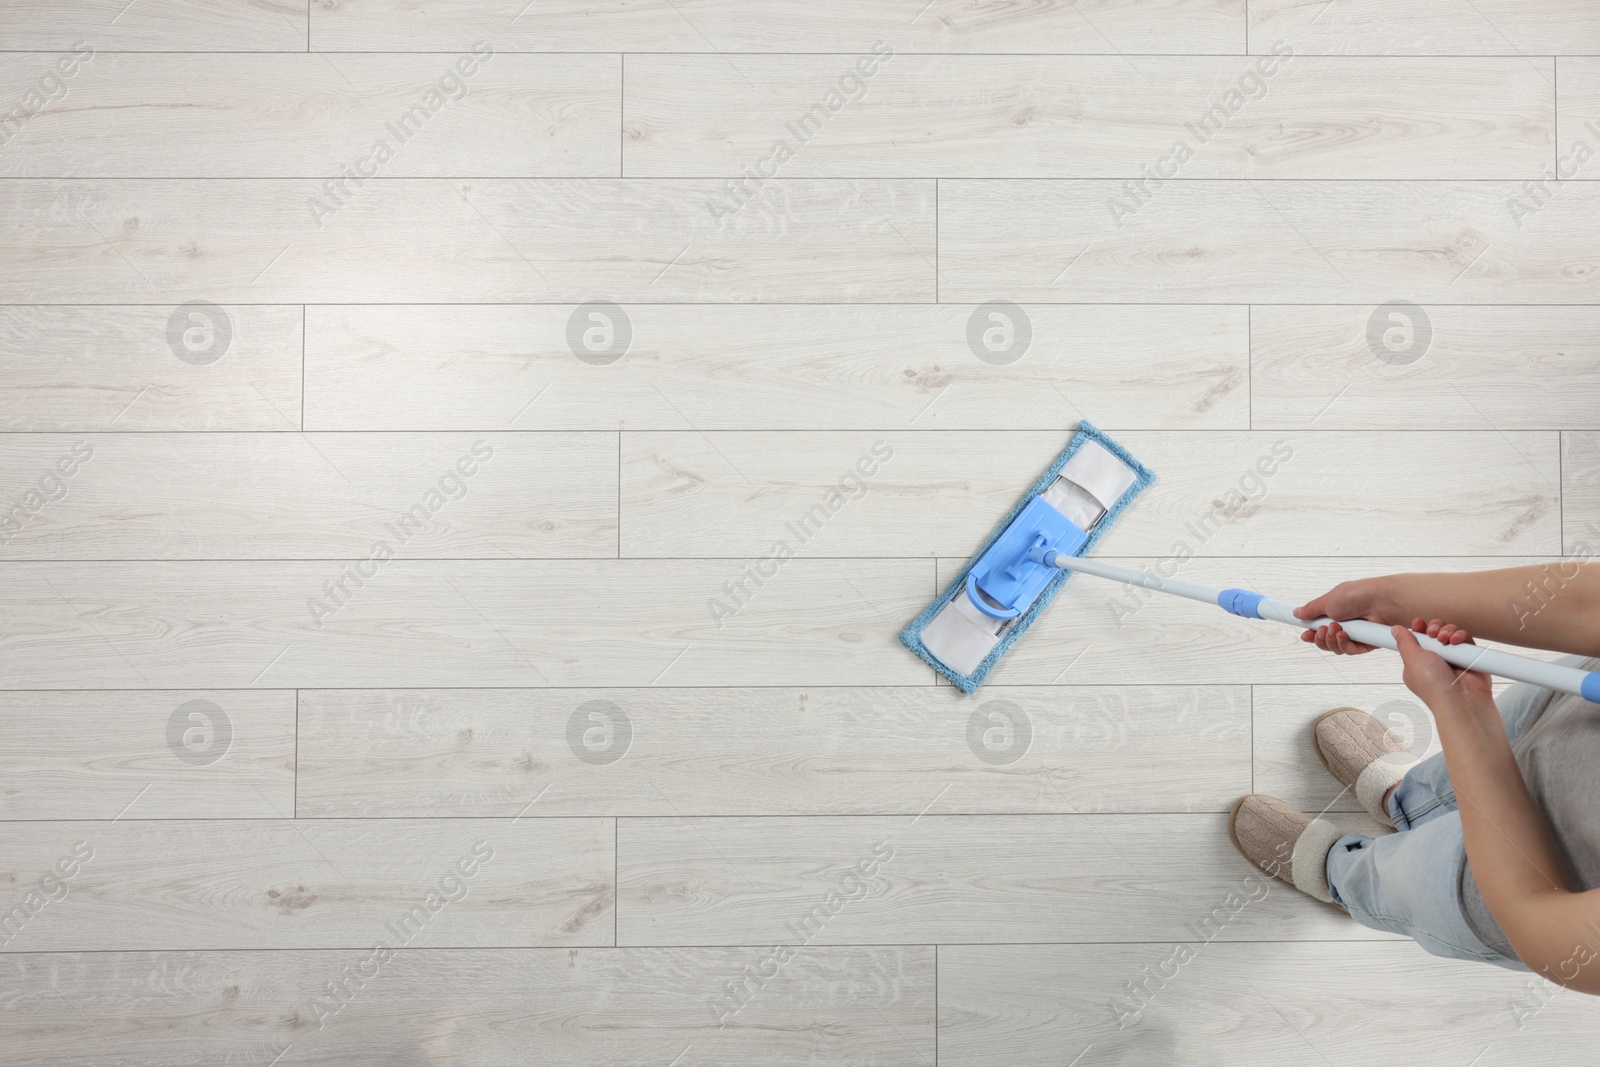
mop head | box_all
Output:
[899,421,1155,693]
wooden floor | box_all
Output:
[4,2,1600,1064]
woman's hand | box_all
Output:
[1391,619,1495,706]
[1293,578,1395,655]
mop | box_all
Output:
[901,422,1600,701]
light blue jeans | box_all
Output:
[1322,660,1586,971]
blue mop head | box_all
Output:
[898,421,1155,693]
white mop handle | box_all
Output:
[1046,554,1600,700]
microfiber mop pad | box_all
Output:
[899,421,1155,693]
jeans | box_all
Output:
[1321,658,1587,971]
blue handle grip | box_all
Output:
[1217,588,1266,619]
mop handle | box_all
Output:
[1042,553,1600,701]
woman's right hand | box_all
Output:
[1293,578,1393,655]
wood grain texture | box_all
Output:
[1558,57,1600,173]
[0,560,932,688]
[304,303,1248,431]
[616,813,1390,946]
[0,947,934,1066]
[1565,432,1600,555]
[0,432,617,559]
[0,819,612,951]
[0,305,303,431]
[1252,305,1600,430]
[938,180,1600,304]
[0,179,935,303]
[937,555,1554,686]
[295,685,1248,817]
[939,942,1600,1067]
[1250,0,1600,55]
[312,0,1245,54]
[1250,683,1445,814]
[0,0,308,51]
[621,430,1560,558]
[7,0,1597,1058]
[626,55,1553,180]
[0,690,294,820]
[0,53,619,178]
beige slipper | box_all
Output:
[1313,707,1418,826]
[1228,794,1346,908]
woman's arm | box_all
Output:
[1295,563,1600,658]
[1392,624,1600,993]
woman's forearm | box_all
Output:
[1435,693,1600,992]
[1436,695,1570,908]
[1374,564,1600,656]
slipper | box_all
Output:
[1228,793,1347,909]
[1313,706,1418,826]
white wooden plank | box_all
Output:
[0,818,612,951]
[312,0,1245,54]
[938,555,1556,686]
[0,432,617,559]
[295,685,1248,817]
[8,3,1596,1060]
[617,813,1390,945]
[1251,0,1600,55]
[0,1,307,51]
[939,179,1600,304]
[0,179,934,303]
[627,55,1552,179]
[0,946,934,1066]
[0,690,294,820]
[1250,683,1447,815]
[940,942,1600,1067]
[305,303,1248,431]
[1558,57,1600,179]
[0,560,932,688]
[0,305,303,431]
[620,430,1560,558]
[0,53,619,178]
[1565,432,1600,555]
[1252,305,1600,430]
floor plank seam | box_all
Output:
[9,18,1600,1060]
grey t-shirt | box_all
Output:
[1461,658,1600,958]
